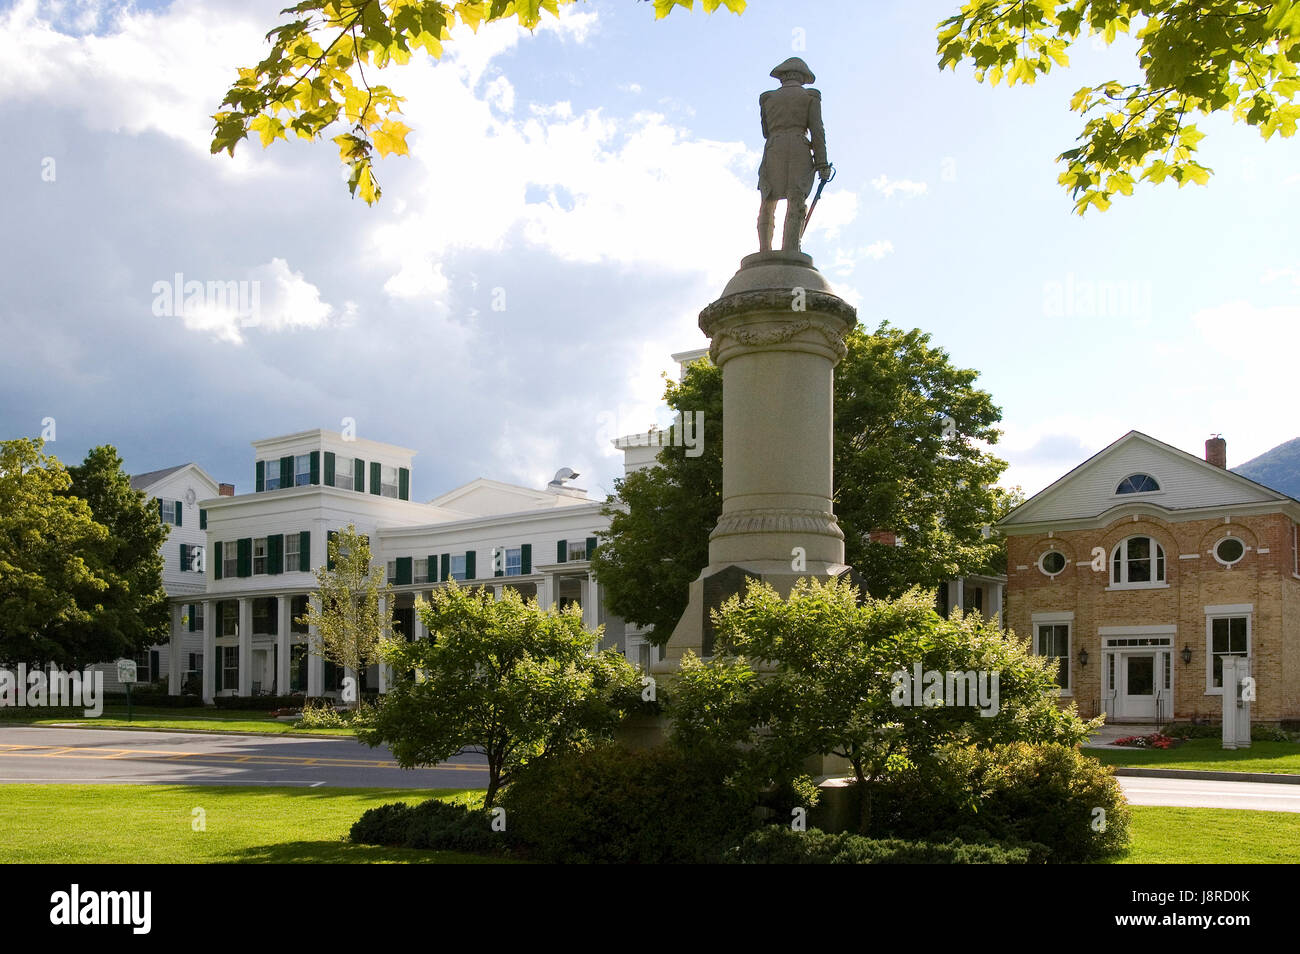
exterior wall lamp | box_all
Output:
[1181,645,1192,664]
[1077,648,1089,667]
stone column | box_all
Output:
[201,599,215,703]
[276,596,291,696]
[659,251,856,667]
[237,598,253,696]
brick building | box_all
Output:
[998,432,1300,725]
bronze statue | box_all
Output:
[757,57,830,254]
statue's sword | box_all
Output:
[801,163,836,236]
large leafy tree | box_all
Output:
[938,1,1300,213]
[670,578,1098,833]
[42,446,171,668]
[361,582,640,806]
[0,440,110,667]
[592,323,1014,644]
[297,523,394,707]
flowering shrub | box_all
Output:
[1113,733,1175,749]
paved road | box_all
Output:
[0,727,489,789]
[1118,775,1300,812]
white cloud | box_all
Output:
[167,258,335,345]
[871,174,928,199]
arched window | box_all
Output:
[1111,536,1166,585]
[1116,473,1160,494]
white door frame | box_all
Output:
[1100,628,1175,723]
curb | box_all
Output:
[1113,766,1300,785]
[22,722,357,741]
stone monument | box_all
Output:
[654,59,856,670]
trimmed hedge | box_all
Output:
[212,695,315,710]
[350,799,505,855]
[499,744,757,864]
[731,827,1049,864]
[102,692,205,708]
[869,742,1130,862]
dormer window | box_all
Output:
[1116,473,1159,494]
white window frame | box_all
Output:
[1114,473,1161,496]
[1038,549,1068,577]
[263,461,281,491]
[160,498,180,525]
[414,558,429,584]
[193,603,205,630]
[1205,605,1252,694]
[505,547,522,576]
[1212,536,1247,567]
[253,537,268,575]
[223,543,238,580]
[450,554,467,581]
[334,456,354,491]
[283,534,300,573]
[380,463,399,498]
[386,559,398,584]
[1032,611,1074,696]
[567,540,588,562]
[294,454,312,487]
[1109,535,1167,589]
[221,602,238,638]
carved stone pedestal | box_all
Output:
[655,251,857,670]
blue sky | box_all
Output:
[2,0,1296,503]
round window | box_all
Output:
[1214,537,1245,565]
[1040,551,1067,575]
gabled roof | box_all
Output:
[998,430,1294,529]
[427,477,589,517]
[130,464,190,491]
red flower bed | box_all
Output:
[1113,733,1175,749]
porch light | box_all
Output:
[1181,644,1192,664]
[1077,648,1088,667]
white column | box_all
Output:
[413,596,428,640]
[169,602,184,695]
[201,599,215,703]
[237,597,253,696]
[955,578,966,614]
[276,596,291,696]
[307,596,323,698]
[991,582,1004,626]
[539,576,556,611]
[583,572,599,631]
[377,596,388,693]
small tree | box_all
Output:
[296,524,392,709]
[670,577,1099,834]
[359,582,640,807]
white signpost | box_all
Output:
[116,658,138,722]
[1221,655,1252,750]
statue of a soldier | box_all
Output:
[757,57,830,254]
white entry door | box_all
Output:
[1120,652,1157,720]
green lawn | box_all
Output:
[1093,738,1300,775]
[1,783,1296,863]
[0,705,354,736]
[1112,806,1300,863]
[0,784,503,863]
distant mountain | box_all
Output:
[1234,437,1300,499]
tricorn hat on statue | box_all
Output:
[770,56,815,84]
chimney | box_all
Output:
[218,482,235,496]
[1205,435,1226,469]
[868,529,897,547]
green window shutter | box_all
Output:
[214,541,223,580]
[370,461,381,495]
[299,531,311,572]
[214,647,223,692]
[440,553,450,582]
[327,530,338,571]
[494,547,503,578]
[429,554,439,583]
[310,451,320,485]
[464,551,476,580]
[268,534,283,575]
[200,509,207,530]
[396,556,412,585]
[586,536,598,559]
[157,498,164,522]
[324,452,336,487]
[188,604,196,633]
[399,467,410,501]
[179,542,189,571]
[557,540,567,563]
[267,597,278,635]
[175,501,183,526]
[237,537,252,578]
[255,460,265,493]
[215,601,224,632]
[521,544,532,575]
[280,455,293,488]
[354,458,365,492]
